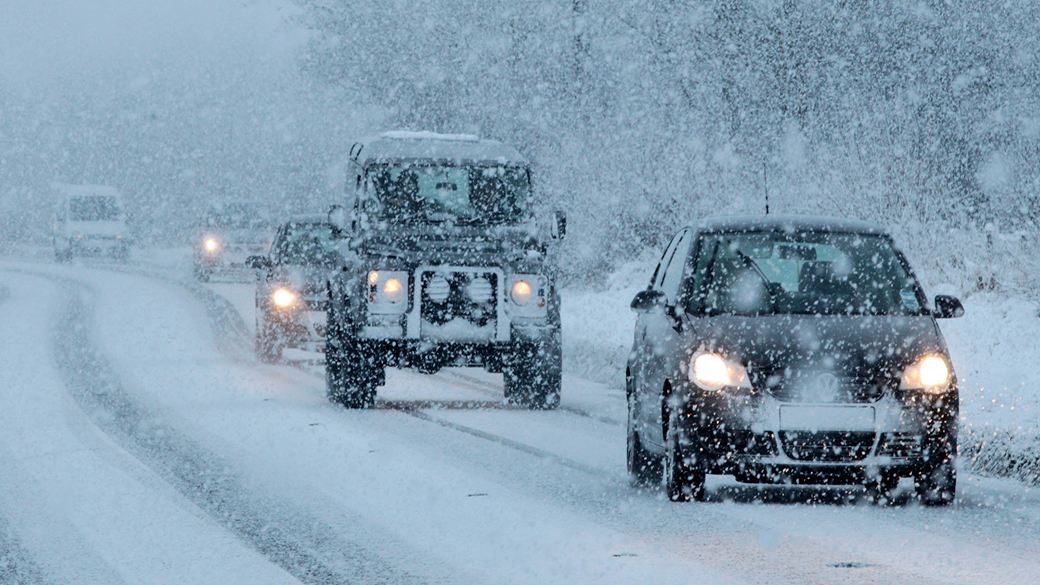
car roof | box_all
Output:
[54,184,121,199]
[693,214,888,236]
[351,131,528,166]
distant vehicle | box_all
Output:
[193,202,272,281]
[627,215,964,505]
[246,216,338,362]
[324,131,566,409]
[53,185,130,262]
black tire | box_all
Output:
[663,399,705,502]
[627,391,662,486]
[193,262,212,282]
[255,311,282,364]
[55,247,72,263]
[914,460,956,506]
[504,339,561,410]
[325,344,378,409]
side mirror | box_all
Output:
[933,295,964,319]
[246,255,272,271]
[328,204,348,234]
[630,289,667,313]
[550,210,567,240]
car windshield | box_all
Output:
[367,163,529,223]
[274,223,337,264]
[69,196,120,221]
[690,231,925,316]
[209,204,268,230]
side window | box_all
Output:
[659,230,692,304]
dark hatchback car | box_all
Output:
[247,216,339,362]
[627,216,964,505]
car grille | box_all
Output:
[757,370,894,403]
[875,432,924,458]
[420,270,498,327]
[779,431,876,462]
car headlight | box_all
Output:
[689,352,751,391]
[204,238,219,253]
[510,280,532,305]
[900,355,951,392]
[367,270,409,314]
[272,288,296,308]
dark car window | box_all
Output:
[687,231,926,316]
[273,223,337,264]
[367,163,529,223]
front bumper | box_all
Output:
[680,387,957,482]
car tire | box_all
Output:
[663,401,706,502]
[325,344,378,409]
[503,339,561,410]
[255,311,282,363]
[627,392,662,486]
[55,245,72,263]
[914,460,956,506]
[193,261,212,282]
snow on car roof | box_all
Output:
[695,214,887,235]
[353,131,527,166]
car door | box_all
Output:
[638,229,693,448]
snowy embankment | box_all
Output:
[562,266,1040,486]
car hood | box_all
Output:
[691,314,946,378]
[273,264,332,296]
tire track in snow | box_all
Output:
[45,274,428,585]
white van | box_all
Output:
[53,185,130,262]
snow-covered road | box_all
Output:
[2,259,1040,584]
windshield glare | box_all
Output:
[690,232,925,316]
[368,163,529,223]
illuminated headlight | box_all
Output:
[900,355,951,392]
[689,352,751,391]
[510,280,532,305]
[204,238,219,253]
[272,288,296,308]
[368,270,409,314]
[382,277,405,304]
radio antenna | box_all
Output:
[763,162,770,215]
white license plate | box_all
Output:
[779,406,875,432]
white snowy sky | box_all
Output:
[0,0,297,91]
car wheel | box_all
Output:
[503,340,561,410]
[627,391,662,486]
[914,460,956,506]
[325,344,378,409]
[663,400,706,502]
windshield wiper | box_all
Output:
[735,250,778,314]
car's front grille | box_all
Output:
[757,370,894,404]
[876,432,924,458]
[420,270,498,327]
[779,431,876,462]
